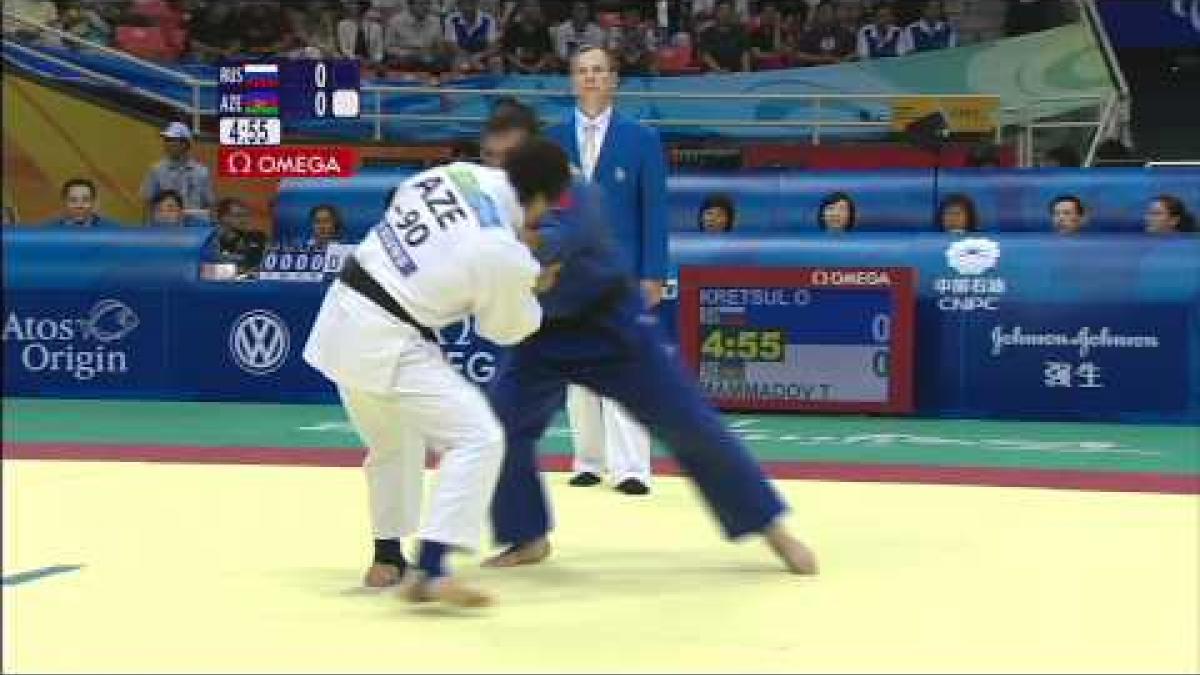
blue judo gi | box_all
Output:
[488,182,788,546]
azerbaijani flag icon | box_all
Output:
[244,63,279,89]
[243,90,279,116]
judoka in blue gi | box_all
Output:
[479,102,818,575]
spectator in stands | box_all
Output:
[306,204,346,248]
[606,3,658,75]
[1144,194,1196,234]
[553,1,605,70]
[818,191,856,232]
[386,0,449,72]
[502,0,556,74]
[45,178,120,228]
[339,0,386,64]
[187,1,241,62]
[55,1,112,47]
[836,0,866,36]
[792,0,856,65]
[698,193,736,233]
[1040,144,1082,168]
[445,0,502,73]
[147,189,186,227]
[1050,195,1087,235]
[285,0,340,58]
[749,3,789,70]
[937,193,979,234]
[857,2,908,59]
[140,122,214,221]
[239,1,286,58]
[904,0,957,53]
[690,0,751,32]
[208,197,267,273]
[699,1,752,73]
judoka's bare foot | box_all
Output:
[481,538,552,567]
[764,522,818,575]
[364,563,404,588]
[403,574,493,608]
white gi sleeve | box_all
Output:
[471,231,544,346]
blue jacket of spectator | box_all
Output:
[545,109,669,283]
[41,214,123,228]
[907,19,957,51]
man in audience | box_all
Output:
[1050,195,1087,235]
[385,0,449,72]
[857,2,908,59]
[338,0,386,65]
[904,0,957,52]
[502,0,556,74]
[187,0,241,62]
[207,197,267,273]
[140,122,214,222]
[748,2,789,70]
[793,0,856,65]
[444,0,502,73]
[553,1,605,70]
[239,0,286,58]
[699,0,752,73]
[44,178,120,228]
[606,3,658,75]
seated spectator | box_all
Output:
[306,204,346,249]
[690,0,750,33]
[285,0,340,58]
[699,1,752,73]
[698,193,736,233]
[857,2,908,59]
[207,197,267,273]
[338,0,386,65]
[140,122,214,221]
[1050,194,1087,235]
[837,0,866,36]
[147,189,186,227]
[44,178,121,228]
[793,0,856,66]
[1145,194,1196,234]
[818,191,856,232]
[904,0,957,53]
[1040,144,1082,168]
[502,0,556,74]
[55,1,112,47]
[606,3,658,75]
[937,193,979,234]
[553,1,605,70]
[385,0,449,71]
[749,3,789,70]
[445,0,502,73]
[186,1,241,62]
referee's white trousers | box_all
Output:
[566,384,653,483]
[337,358,505,552]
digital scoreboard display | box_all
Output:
[678,267,916,413]
[218,59,360,147]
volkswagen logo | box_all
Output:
[229,309,290,375]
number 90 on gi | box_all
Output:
[219,118,282,146]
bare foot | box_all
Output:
[403,574,493,608]
[481,538,552,568]
[764,522,818,575]
[363,563,404,588]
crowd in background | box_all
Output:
[1,0,1077,77]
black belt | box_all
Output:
[338,256,439,343]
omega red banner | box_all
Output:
[218,146,359,178]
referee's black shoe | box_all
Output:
[615,478,650,495]
[568,471,602,487]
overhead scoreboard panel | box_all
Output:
[218,59,360,147]
[678,266,916,414]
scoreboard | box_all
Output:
[678,266,916,414]
[217,59,360,147]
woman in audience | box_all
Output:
[1144,194,1196,234]
[817,191,856,232]
[148,189,186,226]
[937,193,978,234]
[697,193,736,233]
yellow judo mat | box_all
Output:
[3,459,1197,673]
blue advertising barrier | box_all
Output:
[276,167,1200,244]
[3,229,1198,423]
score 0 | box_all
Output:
[311,61,359,119]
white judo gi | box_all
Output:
[303,162,543,552]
